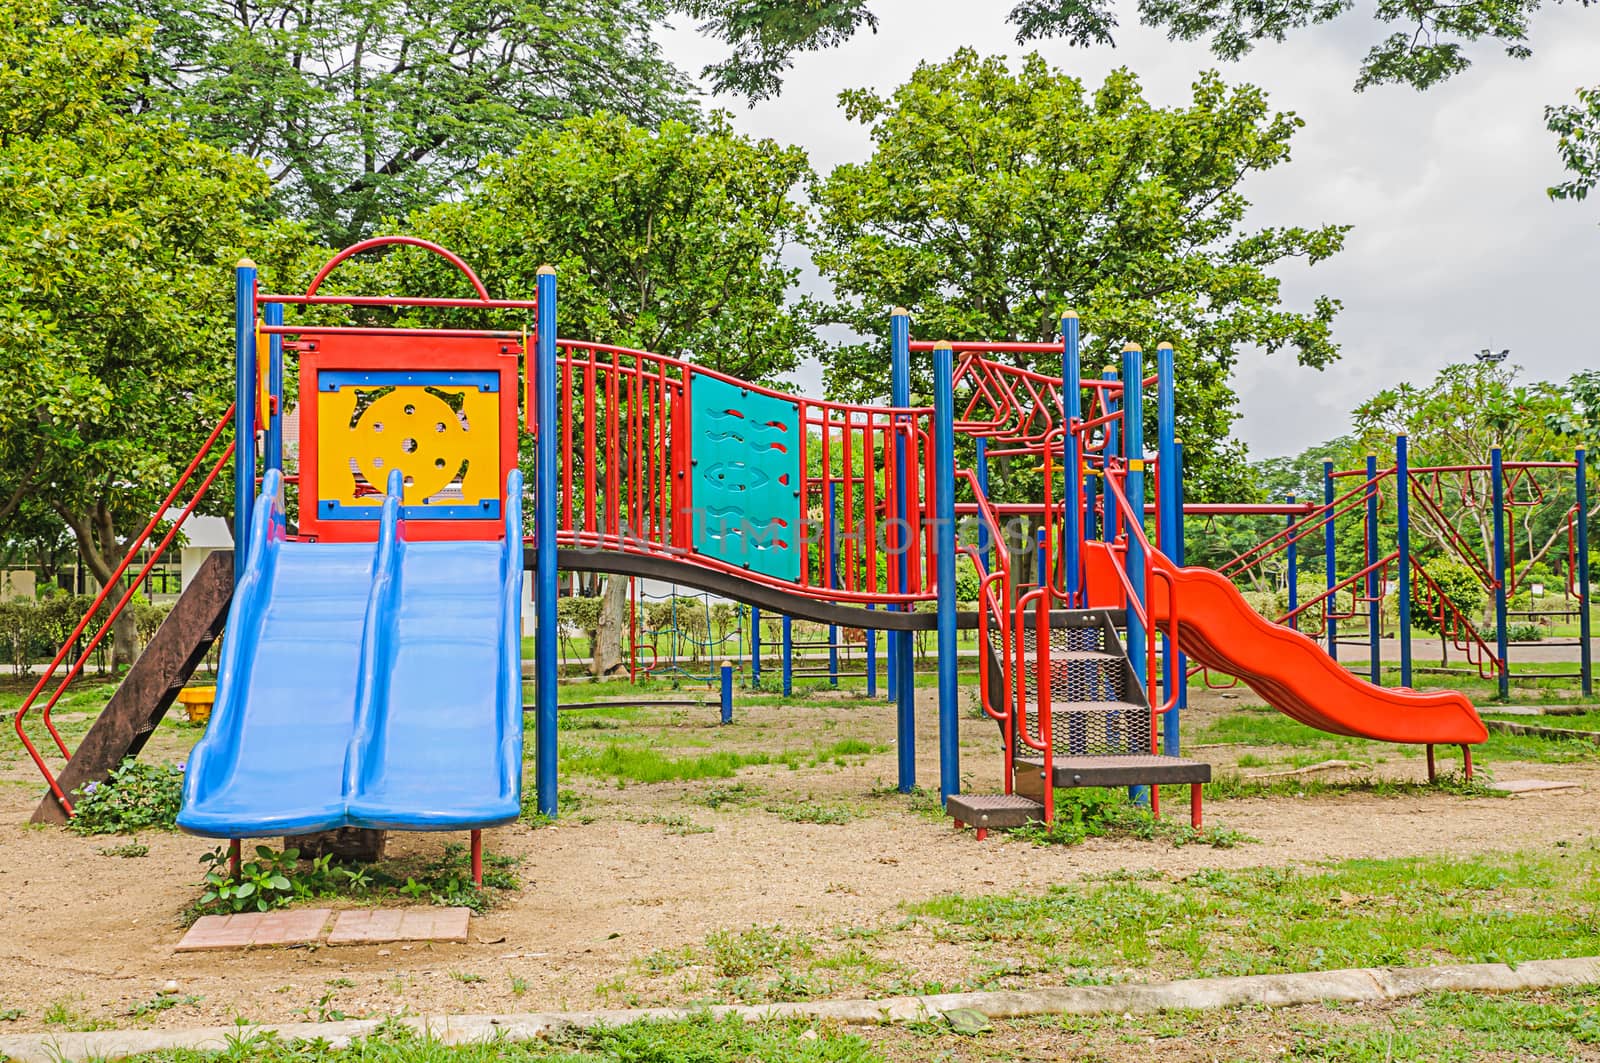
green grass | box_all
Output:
[559,741,798,784]
[110,1015,882,1062]
[904,845,1600,982]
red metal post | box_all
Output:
[471,830,483,887]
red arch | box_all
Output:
[305,236,493,301]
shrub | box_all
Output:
[69,759,184,835]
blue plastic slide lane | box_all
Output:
[178,470,524,838]
[179,473,373,836]
[345,472,524,830]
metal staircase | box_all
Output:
[949,608,1210,840]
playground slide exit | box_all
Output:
[177,469,524,838]
[1141,553,1488,746]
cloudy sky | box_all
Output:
[658,2,1599,461]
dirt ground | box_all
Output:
[0,687,1596,1036]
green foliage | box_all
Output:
[676,0,878,101]
[193,843,520,920]
[1413,557,1487,635]
[68,759,184,835]
[810,51,1346,499]
[0,0,318,664]
[1549,86,1600,203]
[387,112,818,383]
[73,0,692,244]
[1012,789,1250,848]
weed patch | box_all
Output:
[68,759,184,835]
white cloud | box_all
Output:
[659,2,1600,459]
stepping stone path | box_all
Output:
[327,908,470,945]
[177,909,332,951]
[176,908,470,951]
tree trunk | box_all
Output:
[55,499,139,669]
[590,575,629,677]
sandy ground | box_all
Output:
[0,688,1596,1036]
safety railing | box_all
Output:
[549,339,941,606]
[1410,557,1503,679]
[14,408,237,814]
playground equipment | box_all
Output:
[13,237,1506,858]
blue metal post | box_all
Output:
[1286,494,1298,623]
[891,307,915,791]
[1063,313,1082,605]
[1156,342,1177,755]
[1102,367,1119,544]
[1325,461,1338,660]
[1121,345,1147,804]
[263,301,284,475]
[1036,528,1047,587]
[1396,436,1412,689]
[933,341,959,802]
[534,266,559,817]
[1366,453,1381,685]
[751,606,762,687]
[866,605,878,698]
[976,437,990,572]
[232,260,257,577]
[720,660,734,724]
[1578,449,1592,697]
[1174,439,1188,716]
[828,482,839,686]
[1085,468,1099,541]
[782,615,793,698]
[1492,448,1509,699]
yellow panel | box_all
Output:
[316,384,501,511]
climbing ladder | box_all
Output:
[950,607,1209,839]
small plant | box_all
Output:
[69,759,184,835]
[765,801,854,825]
[637,812,714,835]
[199,845,301,913]
[128,993,202,1018]
[449,971,484,984]
[509,975,528,997]
[0,1009,22,1022]
[98,841,150,858]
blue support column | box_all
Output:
[263,302,284,475]
[1155,342,1178,755]
[891,307,915,791]
[751,606,762,687]
[976,438,990,572]
[782,615,793,698]
[1366,454,1381,685]
[1396,436,1413,689]
[1286,494,1299,625]
[1121,345,1147,804]
[866,605,878,698]
[1062,313,1082,606]
[720,660,734,725]
[1102,367,1120,544]
[1578,449,1592,697]
[933,341,959,803]
[232,260,257,578]
[1085,468,1100,541]
[1174,439,1188,716]
[534,266,560,817]
[1492,448,1509,699]
[1036,528,1047,587]
[828,482,839,687]
[1325,461,1338,660]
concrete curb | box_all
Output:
[1483,718,1600,743]
[3,956,1597,1062]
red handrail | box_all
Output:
[14,407,236,814]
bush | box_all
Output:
[68,758,185,835]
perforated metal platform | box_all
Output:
[1014,754,1212,788]
[946,793,1045,829]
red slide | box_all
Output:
[1093,546,1487,745]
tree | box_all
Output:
[1352,361,1593,591]
[0,1,313,665]
[810,51,1347,502]
[379,112,819,675]
[72,0,694,245]
[674,0,1564,99]
[1548,87,1600,204]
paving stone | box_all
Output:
[326,907,470,945]
[1490,778,1582,795]
[176,909,332,951]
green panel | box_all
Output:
[690,375,802,581]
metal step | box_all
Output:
[1014,754,1212,789]
[946,793,1045,838]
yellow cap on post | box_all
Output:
[1157,342,1174,351]
[536,264,556,276]
[1122,342,1142,353]
[934,340,953,350]
[891,306,909,317]
[237,258,256,269]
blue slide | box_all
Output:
[178,470,524,838]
